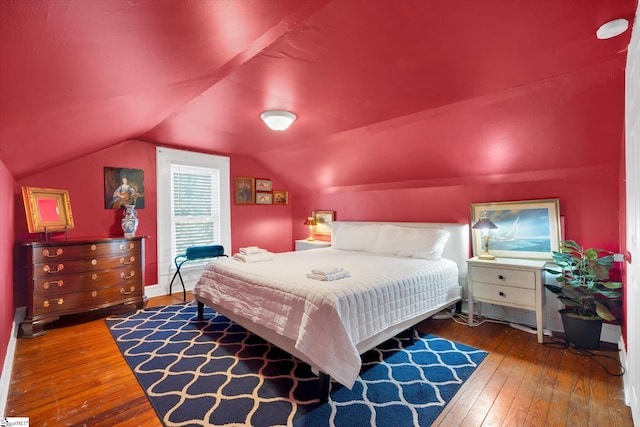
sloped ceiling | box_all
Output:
[0,0,636,194]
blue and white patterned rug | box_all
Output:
[106,302,487,427]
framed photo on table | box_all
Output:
[470,198,561,260]
[312,210,335,236]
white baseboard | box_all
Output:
[1,306,26,417]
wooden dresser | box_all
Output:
[19,237,146,337]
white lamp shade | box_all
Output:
[260,110,297,131]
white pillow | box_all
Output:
[332,224,381,252]
[372,225,450,260]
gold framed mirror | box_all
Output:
[21,186,75,233]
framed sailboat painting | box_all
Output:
[470,198,561,260]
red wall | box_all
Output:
[293,167,622,252]
[0,158,16,372]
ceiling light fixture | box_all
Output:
[596,18,629,40]
[260,110,297,131]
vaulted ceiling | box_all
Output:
[0,0,636,194]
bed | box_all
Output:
[193,221,469,401]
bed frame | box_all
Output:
[195,221,469,402]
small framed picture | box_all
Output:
[234,176,255,204]
[273,190,288,205]
[313,210,335,236]
[256,192,273,204]
[256,179,272,192]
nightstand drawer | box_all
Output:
[471,266,535,289]
[472,283,535,308]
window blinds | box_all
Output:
[170,164,221,265]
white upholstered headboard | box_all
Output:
[331,221,470,287]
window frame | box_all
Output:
[157,147,231,293]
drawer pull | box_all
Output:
[43,264,64,274]
[43,280,63,289]
[91,259,98,266]
[120,256,135,265]
[120,286,136,295]
[119,243,135,251]
[498,275,506,281]
[91,244,97,251]
[120,271,136,280]
[92,291,98,297]
[499,291,506,297]
[43,298,63,307]
[42,248,63,258]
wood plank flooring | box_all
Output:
[5,295,633,426]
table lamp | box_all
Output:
[472,212,498,260]
[304,216,316,241]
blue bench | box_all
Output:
[169,245,227,301]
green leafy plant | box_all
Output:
[544,240,623,321]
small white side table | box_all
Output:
[467,257,547,343]
[295,239,331,251]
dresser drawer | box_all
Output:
[33,268,141,296]
[471,266,535,289]
[30,240,142,263]
[32,250,141,277]
[472,282,535,308]
[32,282,143,317]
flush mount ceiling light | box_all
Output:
[596,18,629,40]
[260,110,297,131]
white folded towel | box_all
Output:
[311,266,344,275]
[233,251,275,263]
[239,246,261,255]
[306,271,350,281]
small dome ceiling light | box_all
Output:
[596,18,629,40]
[260,110,297,131]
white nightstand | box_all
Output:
[467,257,547,343]
[295,239,331,251]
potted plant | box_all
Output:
[544,240,623,349]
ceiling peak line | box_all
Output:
[142,2,330,138]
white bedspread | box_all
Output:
[193,248,460,388]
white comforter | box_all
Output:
[193,248,460,388]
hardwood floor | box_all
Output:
[5,295,633,426]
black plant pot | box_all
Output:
[559,309,603,350]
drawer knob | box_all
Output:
[92,291,97,297]
[499,291,506,297]
[91,259,97,266]
[498,275,506,280]
[43,264,64,274]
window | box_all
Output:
[172,164,219,264]
[157,147,230,292]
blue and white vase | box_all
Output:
[121,204,139,237]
